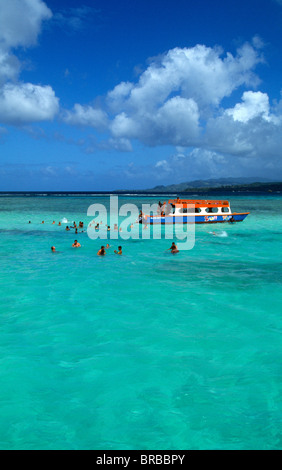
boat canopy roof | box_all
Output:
[168,198,230,208]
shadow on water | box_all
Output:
[152,258,282,289]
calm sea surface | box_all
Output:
[0,193,281,450]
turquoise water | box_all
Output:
[0,194,281,450]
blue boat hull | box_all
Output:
[142,213,249,225]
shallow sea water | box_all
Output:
[0,194,281,450]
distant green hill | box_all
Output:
[184,181,282,194]
[145,177,282,193]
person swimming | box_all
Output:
[51,246,56,252]
[114,246,122,255]
[66,226,70,231]
[97,246,106,256]
[72,240,81,248]
[168,242,179,254]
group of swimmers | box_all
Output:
[32,219,134,233]
[51,242,178,255]
[51,242,123,256]
[33,219,179,256]
[97,245,123,256]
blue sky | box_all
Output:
[0,0,282,190]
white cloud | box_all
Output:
[110,112,140,140]
[205,104,282,161]
[0,83,59,124]
[0,0,59,126]
[225,91,272,123]
[63,104,108,130]
[103,137,133,152]
[0,0,52,48]
[108,43,263,115]
[155,159,173,173]
[155,149,229,180]
[110,97,200,147]
[107,82,134,113]
[0,49,21,85]
[65,41,265,149]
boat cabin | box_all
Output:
[167,198,231,215]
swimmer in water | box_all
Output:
[105,244,110,249]
[66,226,70,231]
[114,246,122,255]
[51,246,56,252]
[52,221,55,225]
[97,246,106,256]
[168,242,179,254]
[58,222,62,226]
[72,240,81,248]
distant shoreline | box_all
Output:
[0,181,282,196]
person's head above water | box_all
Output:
[51,246,56,252]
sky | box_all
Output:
[0,0,282,191]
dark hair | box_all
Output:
[118,246,122,250]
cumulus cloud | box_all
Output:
[63,104,108,130]
[0,49,21,86]
[110,96,200,146]
[205,103,282,162]
[0,0,52,48]
[0,83,59,125]
[153,149,229,181]
[106,42,281,175]
[106,43,262,116]
[0,0,58,126]
[65,41,266,149]
[225,91,272,123]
